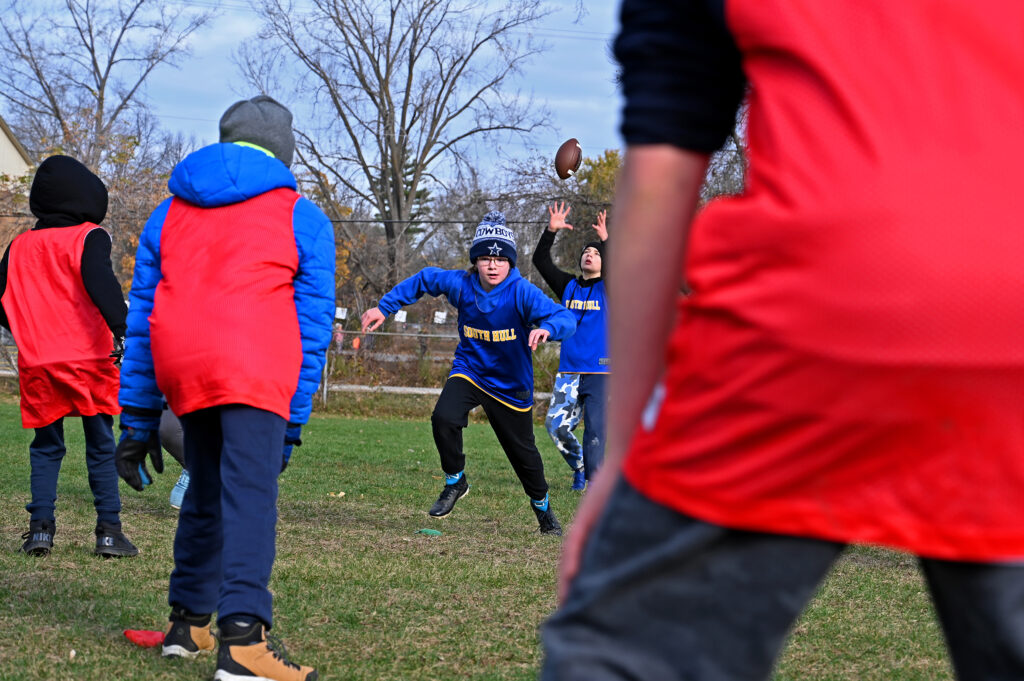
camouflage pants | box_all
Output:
[544,373,607,478]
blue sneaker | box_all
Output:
[571,469,586,492]
[170,469,190,510]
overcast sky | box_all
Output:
[147,0,623,165]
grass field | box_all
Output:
[0,400,955,680]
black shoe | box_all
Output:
[428,476,469,517]
[163,607,215,658]
[532,505,563,536]
[21,519,55,556]
[95,521,139,557]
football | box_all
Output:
[555,138,583,179]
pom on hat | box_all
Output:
[219,95,296,166]
[469,210,517,267]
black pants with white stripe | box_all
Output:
[431,376,549,501]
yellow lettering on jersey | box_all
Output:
[567,300,601,311]
[463,325,491,341]
[463,325,518,342]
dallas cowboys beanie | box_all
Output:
[469,210,517,267]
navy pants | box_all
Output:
[541,478,1024,681]
[169,405,285,628]
[26,414,121,526]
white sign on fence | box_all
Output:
[394,310,407,323]
[335,307,347,320]
[433,311,447,324]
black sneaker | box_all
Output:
[215,618,317,681]
[428,476,469,517]
[532,505,563,536]
[95,521,139,558]
[163,607,215,659]
[21,519,55,556]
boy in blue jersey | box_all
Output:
[361,211,576,535]
[532,203,609,492]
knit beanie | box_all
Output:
[219,95,295,166]
[469,210,517,267]
[579,240,605,271]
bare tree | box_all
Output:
[242,0,552,294]
[701,101,749,202]
[0,0,211,170]
[0,0,213,279]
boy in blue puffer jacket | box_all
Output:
[116,96,332,681]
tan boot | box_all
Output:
[162,608,216,658]
[214,619,317,681]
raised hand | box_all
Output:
[547,202,573,232]
[592,209,608,241]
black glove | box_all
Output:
[281,423,302,474]
[110,336,125,367]
[115,427,163,491]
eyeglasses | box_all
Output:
[477,257,510,266]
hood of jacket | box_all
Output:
[29,155,108,228]
[469,267,522,313]
[168,143,298,208]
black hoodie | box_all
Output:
[0,155,126,336]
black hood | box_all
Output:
[29,155,108,228]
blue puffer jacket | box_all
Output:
[119,143,335,427]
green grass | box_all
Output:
[0,400,954,680]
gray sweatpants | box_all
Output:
[541,478,1024,681]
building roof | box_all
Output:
[0,113,33,172]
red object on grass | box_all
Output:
[124,629,164,647]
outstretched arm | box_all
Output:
[364,268,466,331]
[558,145,708,602]
[531,202,575,298]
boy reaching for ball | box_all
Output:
[532,202,609,492]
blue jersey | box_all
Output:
[377,267,576,410]
[560,279,610,374]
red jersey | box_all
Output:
[621,1,1024,560]
[150,187,303,420]
[2,224,120,428]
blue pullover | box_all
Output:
[378,267,576,410]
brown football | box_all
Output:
[555,138,583,179]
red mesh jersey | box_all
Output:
[150,188,302,420]
[625,1,1024,560]
[2,224,119,428]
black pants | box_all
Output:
[542,478,1024,681]
[431,376,549,501]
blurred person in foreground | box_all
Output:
[541,2,1024,679]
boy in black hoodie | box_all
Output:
[0,155,139,557]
